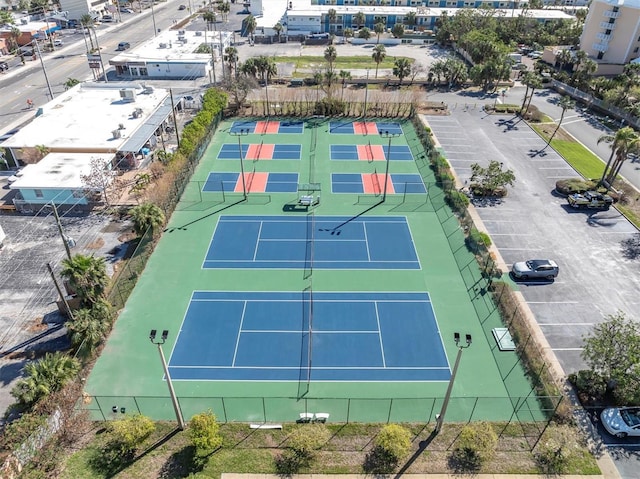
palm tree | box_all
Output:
[224,46,238,78]
[244,14,257,40]
[343,28,354,43]
[313,71,323,101]
[354,11,366,30]
[520,71,542,116]
[79,14,95,52]
[203,11,217,30]
[11,352,80,406]
[358,27,371,40]
[255,55,277,115]
[327,8,337,33]
[555,48,572,72]
[374,22,385,44]
[61,254,109,307]
[597,127,640,188]
[9,26,21,55]
[0,10,14,25]
[67,300,113,359]
[393,57,412,86]
[218,1,230,22]
[339,70,351,101]
[324,45,337,73]
[403,11,417,29]
[130,202,165,236]
[547,96,575,146]
[273,22,283,42]
[372,44,386,79]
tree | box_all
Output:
[0,10,15,25]
[392,57,412,85]
[374,424,411,463]
[597,126,640,188]
[129,202,166,236]
[64,78,80,90]
[189,410,223,451]
[254,55,277,114]
[374,22,385,43]
[555,48,573,72]
[60,254,109,306]
[343,27,353,43]
[391,23,404,39]
[244,14,257,39]
[372,44,386,79]
[547,95,575,146]
[273,22,283,42]
[451,422,498,469]
[287,423,330,460]
[327,8,337,32]
[403,11,417,28]
[80,157,113,206]
[9,26,21,54]
[66,300,113,360]
[11,352,80,406]
[222,74,257,108]
[339,70,351,101]
[218,1,230,22]
[469,160,516,196]
[224,46,238,78]
[203,11,217,29]
[358,27,371,40]
[520,71,542,116]
[79,14,95,52]
[324,45,337,73]
[581,311,640,404]
[354,11,365,29]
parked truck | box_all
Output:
[567,191,614,210]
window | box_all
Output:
[34,189,43,198]
[612,6,619,12]
[597,51,604,59]
[605,29,611,35]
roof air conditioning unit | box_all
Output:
[159,42,167,48]
[119,89,136,101]
[195,31,202,36]
[177,36,185,42]
[118,123,125,129]
[143,86,154,94]
[21,18,28,24]
[112,129,121,139]
[178,29,185,35]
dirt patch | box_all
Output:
[85,238,105,250]
[26,317,47,333]
[534,122,574,142]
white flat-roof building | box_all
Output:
[110,29,233,79]
[58,0,109,22]
[9,152,112,211]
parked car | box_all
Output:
[102,15,114,22]
[511,259,559,280]
[116,42,131,51]
[120,7,134,13]
[53,39,63,46]
[178,4,186,9]
[601,407,640,438]
[0,61,8,72]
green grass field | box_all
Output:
[85,118,542,425]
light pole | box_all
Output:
[230,128,249,199]
[363,68,370,117]
[151,2,158,36]
[32,39,54,99]
[435,332,472,434]
[45,203,73,260]
[379,130,400,202]
[149,329,186,430]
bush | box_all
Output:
[107,414,155,454]
[568,370,607,405]
[534,425,579,474]
[374,424,412,462]
[314,97,346,115]
[466,228,492,253]
[189,410,223,452]
[449,422,497,471]
[287,423,330,458]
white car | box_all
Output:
[601,407,640,438]
[511,259,559,280]
[53,39,63,47]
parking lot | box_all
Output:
[425,107,640,375]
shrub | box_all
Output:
[568,370,607,405]
[189,410,223,452]
[447,189,470,214]
[107,414,155,454]
[555,178,596,196]
[287,423,330,458]
[534,425,579,474]
[375,424,412,462]
[466,228,491,253]
[449,421,497,471]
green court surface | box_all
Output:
[85,118,548,424]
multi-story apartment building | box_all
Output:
[581,0,640,66]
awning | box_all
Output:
[119,95,179,153]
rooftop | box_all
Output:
[0,82,170,152]
[10,152,112,190]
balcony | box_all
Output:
[596,32,612,41]
[602,10,620,18]
[599,21,616,29]
[592,42,609,52]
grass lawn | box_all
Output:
[58,422,600,479]
[278,55,413,71]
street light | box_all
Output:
[230,128,249,199]
[149,329,186,430]
[379,130,401,202]
[435,332,472,434]
[363,68,370,117]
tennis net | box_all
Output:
[372,168,381,196]
[303,211,315,280]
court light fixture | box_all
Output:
[149,328,186,429]
[435,331,472,434]
[379,130,401,202]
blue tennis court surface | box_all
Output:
[330,144,413,161]
[332,173,427,194]
[204,215,420,270]
[329,121,404,135]
[230,120,304,134]
[168,291,450,381]
[217,144,302,160]
[203,172,299,193]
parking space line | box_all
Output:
[538,322,595,326]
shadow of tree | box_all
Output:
[158,444,202,478]
[363,446,398,475]
[621,233,640,260]
[446,448,482,474]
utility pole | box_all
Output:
[32,39,54,100]
[50,203,72,260]
[47,262,74,319]
[435,332,472,433]
[169,89,180,148]
[149,329,185,430]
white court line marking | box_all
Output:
[487,233,532,236]
[363,222,372,261]
[538,323,595,326]
[253,222,263,260]
[374,302,386,368]
[526,301,579,304]
[232,301,248,367]
[241,329,379,334]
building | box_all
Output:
[109,28,232,79]
[0,19,60,48]
[58,0,110,22]
[250,0,574,38]
[580,0,640,72]
[0,82,181,211]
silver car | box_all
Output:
[601,407,640,438]
[511,259,559,280]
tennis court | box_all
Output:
[86,116,542,424]
[169,291,448,381]
[203,215,420,269]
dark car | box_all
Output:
[0,61,8,72]
[116,42,131,51]
[178,4,186,9]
